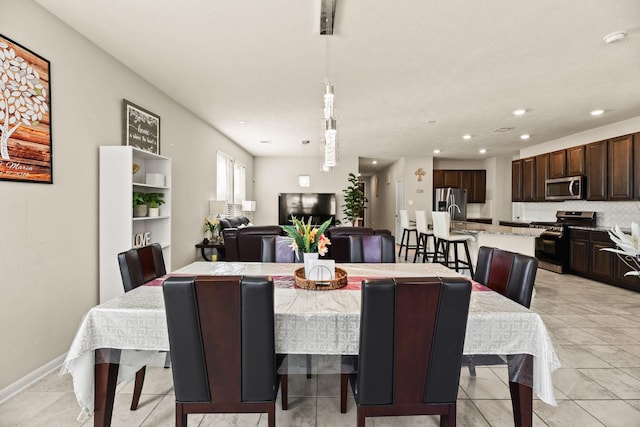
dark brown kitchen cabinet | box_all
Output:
[585,140,608,200]
[535,153,550,201]
[433,170,445,188]
[569,230,589,275]
[522,157,536,201]
[570,228,639,292]
[567,145,585,176]
[590,231,615,283]
[549,150,567,178]
[434,169,486,203]
[512,160,523,202]
[608,134,634,200]
[471,170,486,203]
[443,170,461,187]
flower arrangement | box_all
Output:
[204,216,221,241]
[602,223,640,277]
[282,217,332,257]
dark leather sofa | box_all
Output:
[223,225,285,261]
[218,216,251,230]
[326,227,392,262]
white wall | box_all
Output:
[253,156,358,225]
[0,0,252,391]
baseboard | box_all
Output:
[0,353,67,404]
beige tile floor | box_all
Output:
[2,255,640,426]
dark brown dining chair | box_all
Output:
[163,275,285,427]
[340,276,472,427]
[117,243,167,410]
[348,235,396,263]
[465,246,538,377]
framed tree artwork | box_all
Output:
[122,99,160,154]
[0,34,52,184]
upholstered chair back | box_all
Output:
[163,276,280,426]
[348,235,396,263]
[261,236,298,263]
[473,246,538,308]
[118,243,166,292]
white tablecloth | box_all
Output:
[63,262,559,417]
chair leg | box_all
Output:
[463,241,474,277]
[164,352,171,368]
[280,374,288,410]
[398,229,407,257]
[440,403,456,427]
[357,407,366,427]
[176,403,187,427]
[130,366,146,410]
[306,354,312,379]
[413,233,423,263]
[340,373,348,413]
[454,243,460,272]
[267,404,276,427]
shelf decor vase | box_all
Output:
[133,204,148,217]
[148,207,160,217]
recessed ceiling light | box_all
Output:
[239,120,247,124]
[520,134,530,140]
[372,160,378,164]
[433,149,441,154]
[427,120,437,124]
[603,31,626,44]
[513,109,526,116]
[463,134,472,140]
[590,109,605,116]
[260,140,271,144]
[479,149,487,154]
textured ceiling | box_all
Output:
[35,0,640,170]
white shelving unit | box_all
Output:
[99,146,172,302]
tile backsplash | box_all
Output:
[513,200,640,228]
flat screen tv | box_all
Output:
[278,193,336,226]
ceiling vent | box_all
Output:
[492,127,514,133]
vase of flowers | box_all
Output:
[603,223,640,278]
[282,217,332,275]
[204,216,221,242]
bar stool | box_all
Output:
[413,210,436,263]
[431,211,475,276]
[397,210,418,261]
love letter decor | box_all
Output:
[0,34,52,183]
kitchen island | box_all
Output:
[449,221,544,271]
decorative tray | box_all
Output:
[294,267,347,290]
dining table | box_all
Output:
[62,261,560,427]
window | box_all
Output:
[217,151,246,216]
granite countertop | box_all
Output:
[451,221,544,237]
[569,225,629,234]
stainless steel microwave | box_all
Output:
[545,176,584,200]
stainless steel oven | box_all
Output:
[532,211,596,273]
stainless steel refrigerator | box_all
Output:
[433,187,467,221]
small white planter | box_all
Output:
[148,207,160,217]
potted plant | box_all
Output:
[144,192,165,217]
[132,192,148,217]
[342,172,366,226]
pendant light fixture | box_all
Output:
[321,0,338,171]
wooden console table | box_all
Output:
[195,240,226,261]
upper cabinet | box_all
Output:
[535,153,549,201]
[522,157,536,202]
[433,169,486,203]
[567,145,585,176]
[512,160,523,202]
[585,140,608,200]
[608,134,634,200]
[511,131,637,203]
[549,150,566,178]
